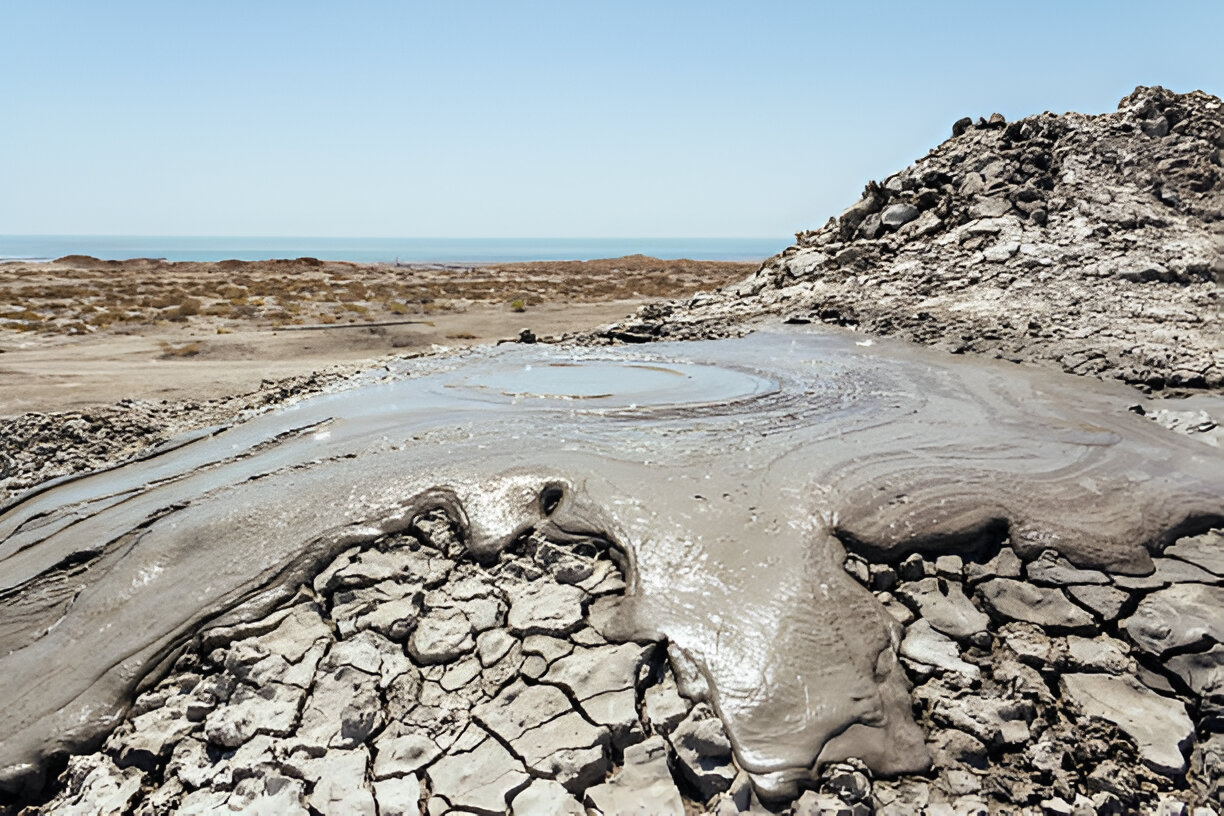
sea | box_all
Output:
[0,236,786,264]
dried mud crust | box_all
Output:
[15,510,1224,815]
[839,528,1224,814]
[582,86,1224,394]
[13,504,736,816]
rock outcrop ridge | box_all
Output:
[593,86,1224,392]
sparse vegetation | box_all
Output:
[0,255,759,337]
[157,341,202,358]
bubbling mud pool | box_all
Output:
[1,327,1222,796]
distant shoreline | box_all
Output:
[0,236,785,266]
[0,254,760,415]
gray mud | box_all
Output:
[2,327,1222,800]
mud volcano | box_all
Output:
[2,328,1222,805]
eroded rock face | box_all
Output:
[1,329,1222,810]
[590,86,1224,394]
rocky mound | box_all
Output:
[593,86,1223,392]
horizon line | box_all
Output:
[0,233,790,240]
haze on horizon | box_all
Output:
[2,0,1221,239]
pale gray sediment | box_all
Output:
[4,84,1224,815]
[1,327,1222,813]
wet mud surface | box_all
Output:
[1,327,1222,810]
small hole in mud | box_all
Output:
[540,485,564,516]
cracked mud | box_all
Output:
[2,327,1222,814]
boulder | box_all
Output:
[881,203,920,230]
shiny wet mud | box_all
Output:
[1,327,1221,795]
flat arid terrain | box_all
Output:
[0,255,757,413]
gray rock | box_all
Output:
[476,680,572,741]
[858,213,884,240]
[964,547,1023,584]
[896,578,989,640]
[1122,583,1224,656]
[297,665,382,749]
[1164,530,1224,576]
[475,680,610,791]
[917,685,1032,748]
[997,621,1056,666]
[669,703,736,799]
[476,628,517,667]
[507,581,585,636]
[306,747,376,816]
[204,682,304,747]
[543,643,653,744]
[844,555,870,585]
[373,732,441,780]
[111,705,199,764]
[876,591,915,625]
[1060,672,1193,775]
[1167,644,1224,700]
[511,778,585,815]
[521,634,574,664]
[584,735,684,816]
[928,728,988,769]
[793,791,854,815]
[644,674,690,734]
[1026,550,1109,585]
[252,604,332,662]
[968,197,1012,219]
[440,654,483,692]
[1065,584,1129,621]
[820,761,871,802]
[900,620,979,680]
[881,203,920,229]
[934,555,964,579]
[408,606,474,664]
[44,754,144,816]
[977,578,1094,630]
[427,733,530,815]
[374,774,422,816]
[1113,557,1221,590]
[870,564,899,592]
[898,553,931,581]
[1064,635,1133,674]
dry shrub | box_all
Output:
[158,341,202,358]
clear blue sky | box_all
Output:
[2,1,1220,238]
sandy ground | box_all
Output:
[0,255,757,415]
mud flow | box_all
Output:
[2,327,1221,798]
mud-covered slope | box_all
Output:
[593,86,1223,392]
